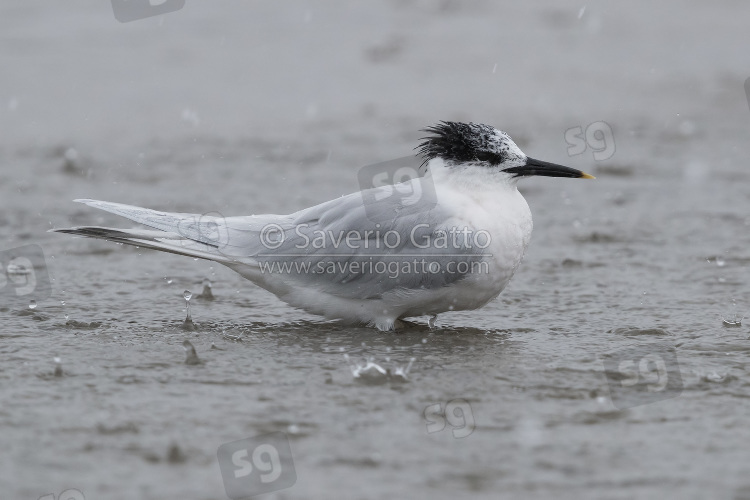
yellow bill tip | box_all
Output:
[581,172,596,179]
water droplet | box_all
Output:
[421,338,427,344]
[28,300,37,310]
[60,300,65,306]
[428,314,437,329]
[183,290,192,301]
[717,258,726,267]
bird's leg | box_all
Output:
[392,318,421,331]
[392,319,407,331]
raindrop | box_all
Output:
[184,290,192,301]
[60,300,65,306]
[53,356,63,377]
[28,300,37,310]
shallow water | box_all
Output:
[3,1,750,499]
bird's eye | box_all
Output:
[475,151,503,165]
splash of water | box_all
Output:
[183,340,201,365]
[197,278,214,300]
[344,354,415,384]
[722,313,744,327]
[182,290,196,331]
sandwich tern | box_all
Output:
[53,121,594,330]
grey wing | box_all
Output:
[240,186,487,299]
[74,185,488,300]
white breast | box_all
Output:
[412,172,533,314]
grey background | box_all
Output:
[2,1,750,499]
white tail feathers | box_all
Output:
[51,199,237,263]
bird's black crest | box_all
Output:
[416,121,506,166]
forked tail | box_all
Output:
[50,199,236,264]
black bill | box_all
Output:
[504,157,595,179]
